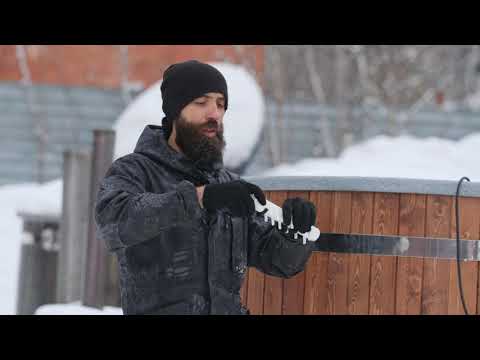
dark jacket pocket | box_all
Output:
[148,294,209,315]
[230,216,248,276]
[148,301,191,315]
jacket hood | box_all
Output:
[133,125,223,184]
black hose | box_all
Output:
[455,176,470,315]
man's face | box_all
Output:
[179,92,225,136]
[173,92,226,168]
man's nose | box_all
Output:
[207,103,223,120]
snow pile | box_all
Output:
[114,79,163,159]
[260,133,480,181]
[35,302,122,315]
[0,179,62,314]
[113,62,265,169]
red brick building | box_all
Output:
[0,45,265,89]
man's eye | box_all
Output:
[195,101,206,105]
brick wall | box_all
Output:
[0,45,265,89]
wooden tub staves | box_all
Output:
[243,176,480,315]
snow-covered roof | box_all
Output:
[113,62,265,169]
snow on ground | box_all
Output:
[34,302,122,315]
[0,179,122,315]
[0,180,63,314]
[113,62,264,169]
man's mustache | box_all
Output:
[200,120,220,131]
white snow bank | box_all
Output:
[260,133,480,181]
[34,302,122,315]
[0,179,63,314]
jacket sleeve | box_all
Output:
[95,156,203,252]
[247,213,315,278]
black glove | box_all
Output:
[282,198,317,233]
[203,180,266,217]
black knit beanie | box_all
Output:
[160,60,229,139]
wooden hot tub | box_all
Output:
[243,176,480,315]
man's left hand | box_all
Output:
[282,198,317,233]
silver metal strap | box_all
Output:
[314,233,480,261]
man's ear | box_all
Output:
[169,118,178,139]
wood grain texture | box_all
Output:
[240,267,249,306]
[304,191,333,314]
[243,188,480,315]
[326,192,352,314]
[348,192,374,315]
[262,191,287,315]
[448,196,479,315]
[369,193,399,315]
[246,267,265,315]
[395,194,426,314]
[422,195,452,314]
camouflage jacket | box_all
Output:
[95,125,314,315]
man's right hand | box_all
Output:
[200,180,266,217]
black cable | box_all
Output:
[455,176,470,315]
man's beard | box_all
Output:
[174,115,226,170]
